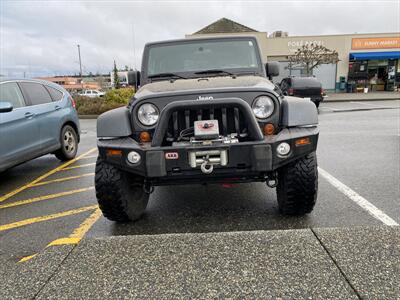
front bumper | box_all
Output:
[98,126,318,184]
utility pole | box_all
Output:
[77,44,83,89]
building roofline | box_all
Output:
[266,32,400,39]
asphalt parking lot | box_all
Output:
[0,99,399,298]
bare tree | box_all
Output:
[95,76,107,90]
[289,43,339,76]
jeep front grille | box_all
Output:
[164,107,249,145]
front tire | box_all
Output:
[95,157,149,222]
[54,125,78,161]
[276,152,318,215]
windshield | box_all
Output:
[146,39,261,77]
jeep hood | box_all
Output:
[135,76,276,99]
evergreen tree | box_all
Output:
[113,60,120,89]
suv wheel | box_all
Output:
[276,152,318,215]
[95,157,149,222]
[54,125,78,161]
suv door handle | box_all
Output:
[24,112,35,119]
[55,105,61,110]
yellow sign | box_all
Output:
[352,37,400,50]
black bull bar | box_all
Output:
[151,98,264,147]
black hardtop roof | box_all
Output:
[144,35,259,48]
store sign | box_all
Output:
[352,37,400,50]
[287,40,324,52]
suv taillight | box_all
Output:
[288,88,294,95]
[69,96,76,108]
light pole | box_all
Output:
[77,44,83,89]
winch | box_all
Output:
[188,149,228,174]
[172,119,239,174]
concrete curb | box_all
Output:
[78,115,99,119]
[327,107,400,113]
[5,226,398,299]
[324,97,400,102]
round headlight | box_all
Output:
[252,96,274,119]
[138,103,159,126]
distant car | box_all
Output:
[279,77,324,107]
[0,79,80,172]
[78,89,105,98]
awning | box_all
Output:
[349,51,400,60]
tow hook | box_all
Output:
[201,159,214,174]
[143,182,154,194]
[266,173,278,188]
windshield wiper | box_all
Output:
[148,73,186,80]
[194,69,235,76]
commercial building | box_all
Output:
[188,18,400,91]
[37,75,110,92]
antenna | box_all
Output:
[132,23,137,71]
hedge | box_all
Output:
[74,88,134,115]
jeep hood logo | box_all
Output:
[197,96,214,100]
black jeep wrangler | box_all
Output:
[95,36,319,222]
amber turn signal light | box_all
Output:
[106,149,122,156]
[139,131,151,142]
[263,123,275,136]
[295,137,311,146]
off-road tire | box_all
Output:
[276,152,318,215]
[95,157,149,222]
[55,125,78,161]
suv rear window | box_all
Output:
[20,82,52,105]
[45,86,63,101]
[292,78,321,88]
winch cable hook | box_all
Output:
[200,155,214,174]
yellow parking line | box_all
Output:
[18,207,102,263]
[0,187,94,209]
[0,205,98,232]
[19,254,38,263]
[31,173,95,187]
[61,163,95,171]
[47,208,102,246]
[0,148,97,203]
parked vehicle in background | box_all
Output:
[0,79,80,172]
[78,89,105,98]
[279,77,324,107]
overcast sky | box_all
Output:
[1,0,399,77]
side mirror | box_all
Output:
[266,62,280,79]
[0,102,13,113]
[127,71,141,91]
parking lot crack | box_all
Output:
[310,228,361,300]
[31,244,78,300]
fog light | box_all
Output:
[277,142,291,156]
[127,151,141,164]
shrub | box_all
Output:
[104,88,135,104]
[74,88,134,115]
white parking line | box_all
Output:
[318,167,398,226]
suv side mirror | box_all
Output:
[266,62,280,79]
[127,71,141,91]
[0,102,13,113]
